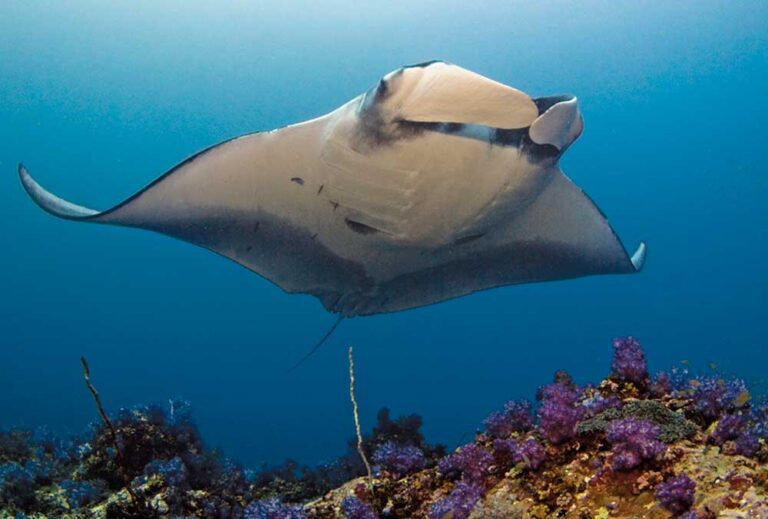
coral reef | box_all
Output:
[0,400,441,518]
[2,336,768,518]
[303,336,768,518]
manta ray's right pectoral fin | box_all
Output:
[496,171,646,280]
[19,164,103,221]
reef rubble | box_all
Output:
[1,337,767,518]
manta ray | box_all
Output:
[20,61,645,319]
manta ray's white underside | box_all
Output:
[20,61,645,317]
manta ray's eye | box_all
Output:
[376,79,389,98]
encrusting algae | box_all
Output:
[1,336,767,518]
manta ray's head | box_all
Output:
[356,60,583,160]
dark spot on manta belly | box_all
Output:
[345,219,379,235]
[330,201,339,211]
[290,177,304,185]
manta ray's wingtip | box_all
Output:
[18,163,100,220]
[630,241,647,272]
[18,162,41,205]
[17,162,29,181]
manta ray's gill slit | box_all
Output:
[345,218,380,235]
[290,177,305,185]
[453,233,486,246]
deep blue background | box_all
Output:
[1,1,766,468]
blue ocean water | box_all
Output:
[1,1,766,470]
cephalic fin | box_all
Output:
[630,241,647,272]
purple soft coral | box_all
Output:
[341,496,378,519]
[710,414,742,446]
[372,442,425,476]
[699,409,759,458]
[611,336,648,385]
[606,418,666,471]
[650,371,673,398]
[243,497,307,519]
[513,439,546,470]
[536,376,584,445]
[751,402,768,437]
[437,443,493,483]
[734,430,760,457]
[656,473,695,514]
[428,480,483,519]
[582,394,623,417]
[692,377,749,421]
[483,400,532,438]
[490,438,517,469]
[491,438,517,457]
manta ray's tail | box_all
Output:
[286,316,345,374]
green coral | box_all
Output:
[577,400,697,443]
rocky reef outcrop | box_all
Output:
[1,337,767,518]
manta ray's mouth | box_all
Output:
[390,119,562,163]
